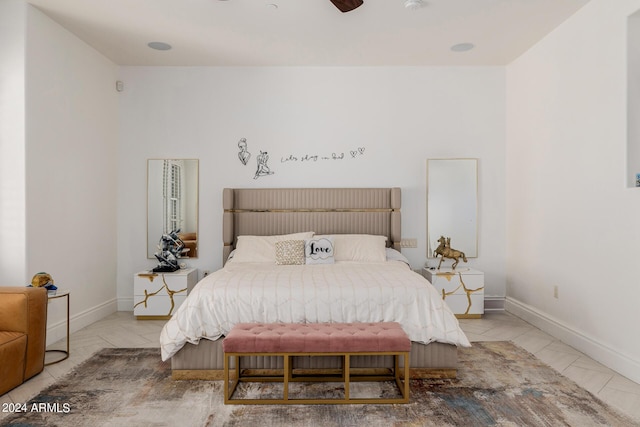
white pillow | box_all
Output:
[316,234,387,262]
[385,248,410,266]
[232,232,314,263]
[304,237,335,265]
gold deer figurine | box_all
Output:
[434,236,467,270]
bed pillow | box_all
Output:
[275,240,306,265]
[316,234,387,262]
[232,232,314,263]
[385,247,410,266]
[304,237,335,265]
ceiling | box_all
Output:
[27,0,590,66]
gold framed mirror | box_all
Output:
[147,159,199,259]
[427,158,478,258]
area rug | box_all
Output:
[2,342,637,427]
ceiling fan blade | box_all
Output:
[330,0,364,13]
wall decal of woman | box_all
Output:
[237,138,251,165]
[254,150,274,179]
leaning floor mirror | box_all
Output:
[427,158,478,259]
[147,159,199,259]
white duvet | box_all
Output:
[160,258,471,361]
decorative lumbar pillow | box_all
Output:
[305,237,335,265]
[275,240,305,265]
[316,234,387,262]
[232,232,314,263]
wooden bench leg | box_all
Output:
[283,354,290,401]
[395,352,410,403]
[405,352,410,401]
[223,353,229,403]
[344,354,350,400]
[235,354,240,384]
[224,353,240,403]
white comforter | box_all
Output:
[160,259,471,361]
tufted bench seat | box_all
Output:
[222,322,410,404]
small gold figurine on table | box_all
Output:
[434,236,468,270]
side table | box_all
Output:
[45,290,70,365]
[134,268,197,319]
[422,267,484,318]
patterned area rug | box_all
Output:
[3,342,638,427]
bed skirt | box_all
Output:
[171,339,458,380]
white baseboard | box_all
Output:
[46,298,117,347]
[506,297,640,384]
[484,296,505,312]
[117,297,134,312]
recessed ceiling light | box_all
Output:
[404,0,425,9]
[147,42,172,51]
[451,43,475,52]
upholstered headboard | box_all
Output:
[222,188,401,263]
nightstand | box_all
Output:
[422,267,484,318]
[134,268,197,319]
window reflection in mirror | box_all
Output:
[628,11,640,187]
[427,158,478,258]
[147,159,198,258]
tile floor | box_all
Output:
[2,311,639,424]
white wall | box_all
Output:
[25,6,119,344]
[506,0,640,383]
[117,66,507,309]
[0,0,27,285]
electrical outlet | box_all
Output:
[400,238,418,248]
[553,285,559,299]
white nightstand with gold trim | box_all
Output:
[134,268,197,319]
[422,267,484,318]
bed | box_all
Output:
[161,187,470,379]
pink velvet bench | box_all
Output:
[222,322,410,404]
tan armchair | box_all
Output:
[0,287,48,395]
